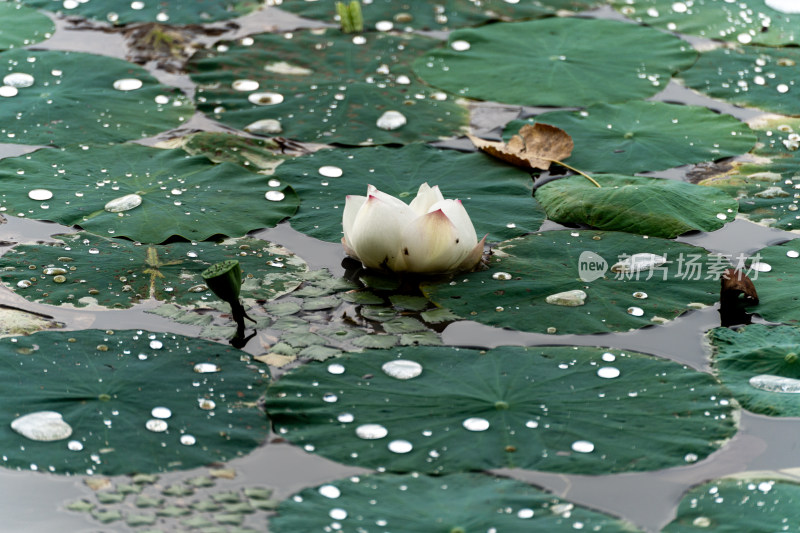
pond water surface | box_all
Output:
[1,4,799,533]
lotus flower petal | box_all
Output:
[409,182,444,216]
[347,188,415,270]
[341,184,483,274]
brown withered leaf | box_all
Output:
[720,268,759,304]
[468,123,574,171]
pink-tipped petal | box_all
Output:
[400,208,471,273]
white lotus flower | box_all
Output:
[342,183,485,274]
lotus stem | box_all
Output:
[553,160,601,188]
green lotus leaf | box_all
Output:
[158,132,287,174]
[187,29,468,145]
[0,2,53,50]
[698,116,800,231]
[611,0,800,46]
[422,230,721,335]
[0,232,307,309]
[0,329,268,475]
[20,0,264,25]
[413,17,696,107]
[278,0,602,31]
[680,46,800,116]
[664,473,800,532]
[507,101,755,174]
[740,239,800,325]
[274,144,543,243]
[535,174,738,238]
[0,50,193,146]
[271,473,640,532]
[0,144,298,243]
[265,345,736,474]
[709,324,800,417]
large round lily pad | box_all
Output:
[0,233,307,309]
[188,29,468,145]
[508,101,755,174]
[265,345,736,475]
[0,144,298,243]
[535,174,738,238]
[0,49,192,147]
[274,144,544,243]
[20,0,265,25]
[277,0,602,31]
[681,46,800,117]
[412,17,696,107]
[741,239,800,325]
[611,0,800,46]
[271,473,640,532]
[423,230,721,335]
[709,324,800,417]
[0,2,53,50]
[698,116,800,231]
[0,329,268,475]
[664,473,800,532]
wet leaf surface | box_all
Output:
[0,329,268,475]
[698,116,800,232]
[265,345,736,475]
[413,17,696,107]
[0,2,53,50]
[611,0,800,46]
[423,230,721,335]
[507,101,756,174]
[0,144,298,243]
[0,233,307,309]
[535,174,739,238]
[681,46,800,116]
[20,0,265,25]
[272,472,640,532]
[742,238,800,325]
[710,324,800,417]
[279,0,603,31]
[0,49,193,147]
[188,29,469,145]
[665,472,800,532]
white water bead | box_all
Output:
[381,359,423,380]
[462,417,490,432]
[232,79,259,91]
[113,78,143,91]
[104,193,142,213]
[571,440,595,453]
[11,411,73,442]
[248,92,284,105]
[265,190,285,202]
[28,189,53,201]
[749,374,800,393]
[766,0,800,14]
[319,165,343,178]
[355,423,388,440]
[3,73,34,88]
[0,86,18,97]
[545,289,586,306]
[451,40,471,51]
[376,110,407,130]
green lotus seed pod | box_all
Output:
[201,260,242,303]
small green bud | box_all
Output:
[201,260,242,303]
[786,352,798,364]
